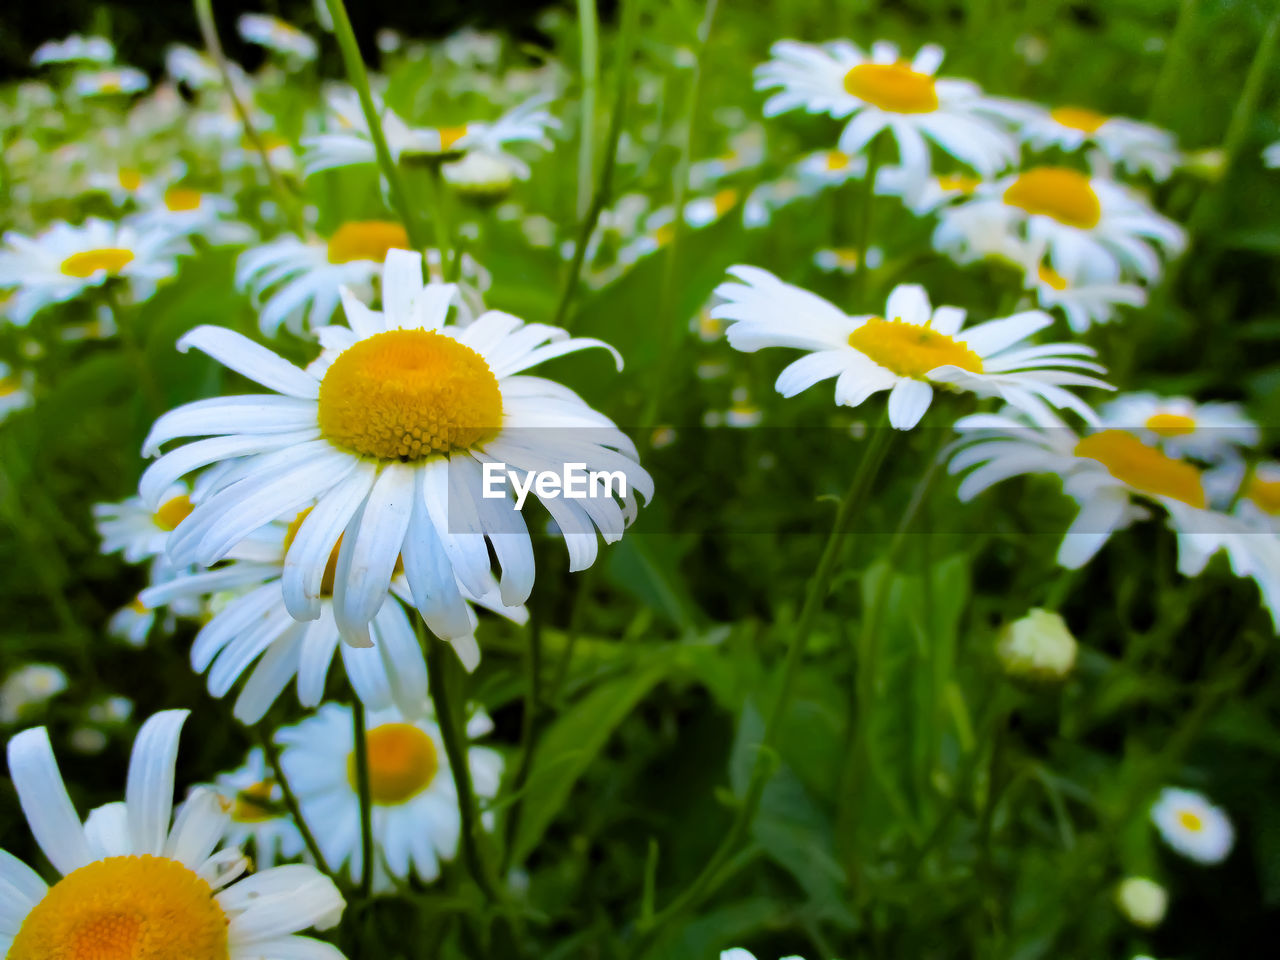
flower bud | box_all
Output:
[443,151,515,206]
[995,608,1077,681]
[1115,876,1168,928]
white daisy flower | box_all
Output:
[237,14,318,62]
[618,188,743,263]
[86,163,156,205]
[1238,463,1280,529]
[142,249,650,649]
[1151,787,1234,864]
[936,166,1185,283]
[795,147,868,188]
[876,166,984,216]
[212,749,306,870]
[235,222,411,336]
[711,267,1111,429]
[755,39,1016,192]
[73,67,149,98]
[31,34,114,66]
[689,126,767,189]
[278,702,503,890]
[1022,106,1181,181]
[441,150,517,203]
[1264,141,1280,169]
[0,218,183,325]
[1,710,346,958]
[813,246,884,274]
[721,950,807,960]
[1099,393,1258,463]
[130,186,256,247]
[96,484,196,563]
[165,44,224,89]
[0,665,67,725]
[1023,257,1147,333]
[108,596,161,647]
[0,362,33,422]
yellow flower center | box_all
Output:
[1003,167,1101,229]
[1145,413,1196,437]
[325,221,410,265]
[99,76,124,94]
[231,781,279,823]
[832,247,861,267]
[1246,475,1280,515]
[1074,430,1205,507]
[7,855,229,960]
[848,317,984,379]
[843,61,939,113]
[0,377,18,397]
[437,125,469,151]
[712,187,740,215]
[163,187,202,212]
[317,329,503,462]
[1177,809,1204,833]
[937,173,981,194]
[129,596,149,614]
[153,495,194,531]
[349,723,439,805]
[1037,263,1069,291]
[61,248,135,279]
[1050,106,1108,134]
[117,168,142,192]
[825,150,852,171]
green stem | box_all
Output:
[255,724,336,881]
[575,0,600,222]
[632,418,895,955]
[350,700,375,898]
[553,0,644,330]
[547,562,598,705]
[193,0,305,236]
[852,134,885,308]
[500,610,543,874]
[323,0,429,250]
[1148,0,1202,124]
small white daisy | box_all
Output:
[755,39,1016,192]
[31,34,114,66]
[712,268,1111,429]
[1022,106,1181,181]
[278,702,503,890]
[143,249,650,649]
[1151,787,1234,864]
[0,218,183,325]
[237,14,318,62]
[212,749,306,870]
[73,67,149,98]
[96,483,196,563]
[0,665,67,725]
[1099,393,1258,463]
[812,246,884,275]
[1023,258,1147,333]
[0,362,33,422]
[876,166,985,215]
[795,148,868,189]
[131,185,255,247]
[1,710,346,958]
[165,44,224,89]
[1264,141,1280,169]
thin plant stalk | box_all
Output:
[1148,0,1202,124]
[255,724,336,882]
[193,0,305,236]
[575,0,600,222]
[350,700,375,899]
[418,162,460,281]
[500,605,543,874]
[323,0,429,251]
[852,134,885,307]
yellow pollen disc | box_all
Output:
[843,61,939,114]
[712,187,740,215]
[129,596,149,614]
[937,173,981,194]
[61,248,135,279]
[1246,475,1280,515]
[825,150,852,171]
[153,495,194,531]
[325,221,410,264]
[438,125,469,151]
[1037,263,1069,291]
[1074,430,1205,507]
[1145,412,1196,437]
[318,330,503,461]
[232,781,279,823]
[7,855,229,960]
[1003,167,1101,229]
[1051,106,1108,134]
[163,187,202,212]
[0,377,18,397]
[1177,809,1204,833]
[350,723,439,805]
[833,247,861,267]
[653,222,676,247]
[99,76,124,94]
[117,168,143,191]
[848,317,983,379]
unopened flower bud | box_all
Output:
[996,608,1077,681]
[1115,876,1167,928]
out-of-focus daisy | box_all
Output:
[131,184,255,247]
[741,178,805,229]
[1,710,346,958]
[1115,876,1168,927]
[795,148,868,189]
[755,40,1016,192]
[712,268,1110,429]
[877,166,983,215]
[73,67,149,98]
[278,702,502,890]
[0,362,33,422]
[0,665,67,725]
[722,950,807,960]
[1099,393,1258,463]
[235,222,411,335]
[1264,141,1280,169]
[442,151,517,204]
[238,13,318,62]
[939,166,1185,282]
[95,483,196,563]
[1151,787,1234,864]
[619,188,743,263]
[0,218,183,325]
[144,249,650,649]
[107,557,204,648]
[165,44,223,89]
[31,34,114,66]
[1022,106,1181,181]
[690,126,767,189]
[441,27,503,68]
[108,596,161,647]
[212,748,306,869]
[1024,257,1147,333]
[813,245,884,274]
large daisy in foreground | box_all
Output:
[1,710,345,959]
[711,267,1111,429]
[144,249,650,647]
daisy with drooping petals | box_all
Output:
[31,34,114,66]
[1150,787,1234,864]
[1099,393,1258,464]
[73,66,149,98]
[212,749,306,870]
[1023,257,1147,333]
[1022,106,1181,181]
[237,13,318,62]
[755,40,1016,193]
[0,218,183,325]
[711,267,1111,429]
[0,710,346,959]
[95,483,197,564]
[278,702,502,890]
[143,249,650,649]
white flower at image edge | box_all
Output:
[0,710,345,959]
[143,249,651,649]
[711,266,1111,429]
